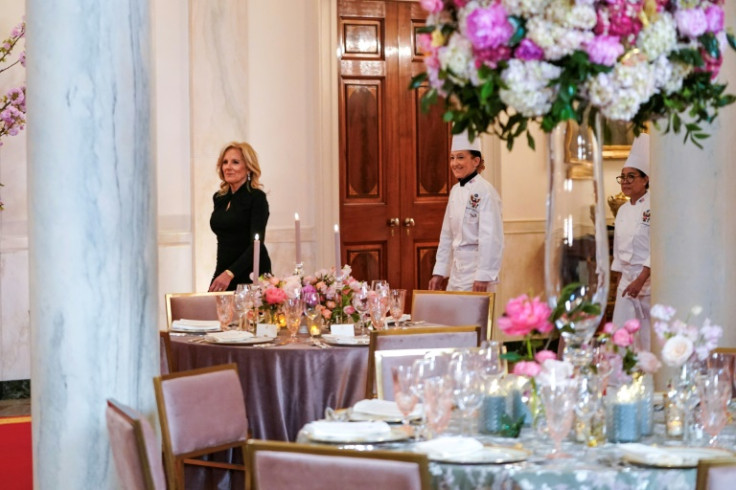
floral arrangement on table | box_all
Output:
[497,293,557,376]
[413,0,736,149]
[302,265,361,324]
[651,303,723,367]
[253,265,362,324]
[0,20,26,211]
[595,319,661,384]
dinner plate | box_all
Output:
[621,446,735,468]
[203,336,274,346]
[171,319,221,333]
[430,446,531,465]
[321,334,370,346]
[304,424,410,444]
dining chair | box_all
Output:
[365,325,481,399]
[154,363,248,490]
[105,399,167,490]
[374,347,462,400]
[411,290,495,341]
[159,330,175,374]
[164,291,232,330]
[696,457,736,490]
[245,440,431,490]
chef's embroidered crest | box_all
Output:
[642,209,650,224]
[468,193,481,209]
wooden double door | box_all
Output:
[338,0,452,298]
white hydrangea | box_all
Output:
[499,59,562,116]
[602,88,643,120]
[637,12,678,60]
[586,72,616,107]
[546,0,597,30]
[501,0,551,17]
[527,17,593,60]
[587,61,656,121]
[652,56,691,94]
[614,62,656,100]
[438,35,475,82]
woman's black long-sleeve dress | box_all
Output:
[209,185,272,290]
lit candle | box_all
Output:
[334,224,341,275]
[294,213,302,264]
[253,233,260,282]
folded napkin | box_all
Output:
[309,421,392,439]
[619,443,686,466]
[171,319,221,332]
[352,399,423,419]
[204,331,255,343]
[414,436,484,460]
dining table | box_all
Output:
[169,331,369,441]
[295,406,736,490]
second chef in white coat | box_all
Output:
[429,132,504,292]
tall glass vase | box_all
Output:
[545,111,609,368]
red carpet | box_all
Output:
[0,417,32,490]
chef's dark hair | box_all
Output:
[638,169,649,189]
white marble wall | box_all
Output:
[27,1,156,489]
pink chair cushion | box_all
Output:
[105,403,166,490]
[376,331,477,350]
[412,292,491,339]
[378,353,426,401]
[707,463,736,490]
[169,295,218,323]
[161,369,247,455]
[254,451,423,490]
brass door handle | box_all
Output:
[387,217,400,227]
[403,218,415,227]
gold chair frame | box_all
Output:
[164,291,233,330]
[365,325,481,399]
[696,457,736,490]
[410,289,495,341]
[153,363,247,490]
[106,399,160,490]
[245,439,431,490]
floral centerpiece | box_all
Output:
[0,20,26,211]
[255,274,301,324]
[651,303,723,367]
[302,265,361,324]
[596,319,661,384]
[413,0,736,148]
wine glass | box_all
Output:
[392,365,418,430]
[479,340,506,380]
[371,279,389,292]
[351,282,370,335]
[388,289,406,327]
[574,372,602,446]
[215,294,234,331]
[449,365,484,436]
[368,292,387,330]
[302,290,321,337]
[697,358,732,446]
[282,297,303,343]
[539,382,577,458]
[423,376,454,439]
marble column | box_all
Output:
[650,2,736,389]
[26,1,156,488]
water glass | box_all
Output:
[423,376,454,438]
[282,297,303,342]
[388,289,406,327]
[392,365,418,428]
[540,382,577,458]
[215,294,234,331]
[351,283,370,335]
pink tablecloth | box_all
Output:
[170,334,368,441]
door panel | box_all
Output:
[339,0,450,303]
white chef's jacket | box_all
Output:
[611,192,651,349]
[433,173,504,291]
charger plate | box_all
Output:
[621,446,734,468]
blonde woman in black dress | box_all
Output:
[208,142,272,292]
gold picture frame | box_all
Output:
[602,119,645,160]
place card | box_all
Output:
[330,324,355,337]
[256,324,278,338]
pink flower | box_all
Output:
[264,287,287,305]
[623,319,640,333]
[465,4,513,50]
[705,5,724,33]
[498,294,553,337]
[419,0,443,14]
[675,8,708,38]
[635,351,661,374]
[321,309,332,320]
[534,350,557,364]
[603,322,615,334]
[585,35,623,66]
[343,305,356,315]
[512,361,541,377]
[326,300,336,309]
[514,38,544,61]
[612,328,633,347]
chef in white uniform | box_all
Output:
[611,133,651,350]
[429,132,503,292]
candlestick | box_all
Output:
[253,233,260,282]
[334,224,341,277]
[294,213,302,265]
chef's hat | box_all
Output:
[623,133,650,175]
[451,131,482,152]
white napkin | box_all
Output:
[352,399,423,419]
[619,443,686,466]
[171,319,220,332]
[309,421,392,439]
[204,330,255,343]
[414,436,484,460]
[385,314,411,325]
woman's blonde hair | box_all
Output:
[216,142,263,195]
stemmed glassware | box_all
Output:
[392,365,418,430]
[282,297,304,343]
[539,381,577,458]
[448,350,484,435]
[302,290,321,337]
[351,283,370,335]
[215,294,234,331]
[389,289,406,328]
[368,292,389,331]
[696,353,733,446]
[423,376,454,439]
[574,372,603,447]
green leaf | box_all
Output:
[408,72,428,90]
[507,16,526,46]
[499,414,525,438]
[443,111,455,122]
[698,32,720,59]
[415,25,434,34]
[501,352,524,363]
[526,131,536,150]
[728,32,736,52]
